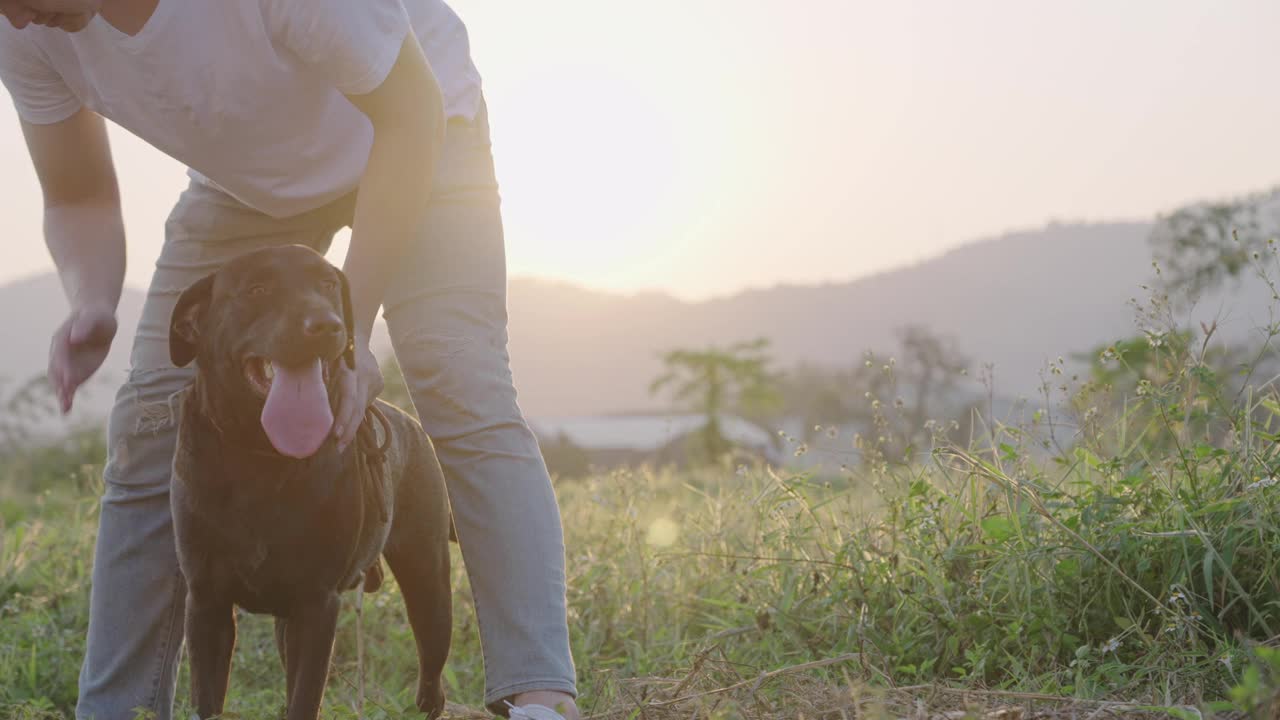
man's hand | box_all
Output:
[332,340,383,452]
[48,303,116,414]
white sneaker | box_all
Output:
[506,701,567,720]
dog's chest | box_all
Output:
[173,432,385,612]
[224,486,344,584]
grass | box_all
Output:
[0,436,874,719]
[5,419,1279,719]
[8,266,1280,718]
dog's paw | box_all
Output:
[416,680,446,719]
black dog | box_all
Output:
[167,245,452,720]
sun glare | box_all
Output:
[491,63,742,296]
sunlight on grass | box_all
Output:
[645,517,679,547]
[10,246,1280,717]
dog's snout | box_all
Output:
[303,311,343,339]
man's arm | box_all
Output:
[341,34,444,341]
[331,33,445,445]
[21,108,125,411]
[23,108,124,311]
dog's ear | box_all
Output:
[336,267,356,370]
[169,273,216,368]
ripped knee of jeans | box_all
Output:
[103,368,191,490]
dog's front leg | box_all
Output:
[185,591,237,720]
[283,591,341,720]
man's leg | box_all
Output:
[382,104,577,717]
[76,182,345,720]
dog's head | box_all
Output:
[169,245,355,459]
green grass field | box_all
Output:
[0,432,873,720]
[5,406,1280,718]
[7,272,1280,719]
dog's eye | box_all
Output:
[322,279,338,292]
[248,284,269,297]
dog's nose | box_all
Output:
[302,311,344,338]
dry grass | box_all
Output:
[440,658,1221,720]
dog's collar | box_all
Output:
[344,336,356,370]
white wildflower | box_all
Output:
[1247,477,1278,491]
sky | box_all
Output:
[1,1,1279,301]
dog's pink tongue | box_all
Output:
[260,359,333,459]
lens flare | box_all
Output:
[646,517,679,547]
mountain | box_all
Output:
[505,220,1160,417]
[3,216,1275,430]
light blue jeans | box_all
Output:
[75,102,577,719]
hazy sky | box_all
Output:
[2,1,1279,300]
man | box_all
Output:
[0,1,579,718]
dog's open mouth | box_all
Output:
[244,356,335,459]
[243,356,277,397]
[243,357,332,398]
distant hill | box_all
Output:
[3,215,1276,431]
[505,220,1161,417]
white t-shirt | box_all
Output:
[0,0,482,218]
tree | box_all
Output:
[847,326,976,462]
[649,338,780,462]
[1149,187,1279,298]
[892,326,969,435]
[774,362,859,434]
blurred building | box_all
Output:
[529,413,780,475]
